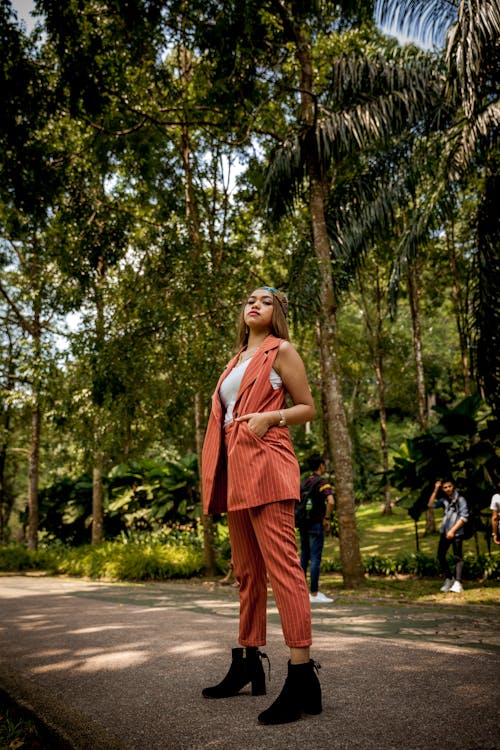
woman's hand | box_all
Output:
[235,412,274,438]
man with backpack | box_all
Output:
[428,478,469,593]
[296,454,335,604]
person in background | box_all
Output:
[428,478,469,593]
[201,286,322,725]
[298,454,335,604]
[219,558,240,587]
[490,482,500,545]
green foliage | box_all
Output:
[36,475,93,545]
[322,551,500,580]
[0,701,44,749]
[34,455,200,543]
[55,542,203,581]
[0,543,57,571]
[0,535,204,581]
[107,454,200,532]
[390,396,499,521]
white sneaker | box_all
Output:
[310,592,333,603]
[449,580,464,593]
[440,578,454,592]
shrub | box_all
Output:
[0,544,57,572]
[2,542,498,582]
[0,540,204,581]
[321,551,499,580]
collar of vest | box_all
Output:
[234,333,282,362]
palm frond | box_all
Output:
[444,102,500,177]
[446,0,500,118]
[265,48,443,222]
[472,169,500,412]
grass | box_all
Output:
[317,503,500,606]
[0,700,47,750]
[323,502,495,560]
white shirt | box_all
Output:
[219,357,282,426]
[490,493,500,512]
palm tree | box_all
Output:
[265,17,443,585]
[375,0,500,412]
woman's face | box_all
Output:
[244,289,274,331]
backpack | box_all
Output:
[295,475,322,527]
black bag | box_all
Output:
[295,475,322,527]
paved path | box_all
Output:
[0,575,499,750]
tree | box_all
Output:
[355,257,393,513]
[375,0,500,412]
[264,16,444,583]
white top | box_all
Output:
[219,357,282,426]
[490,493,500,511]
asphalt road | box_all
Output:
[0,575,499,750]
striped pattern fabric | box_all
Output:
[228,500,312,648]
[202,335,300,514]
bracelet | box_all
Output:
[278,410,286,427]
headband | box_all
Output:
[259,286,288,316]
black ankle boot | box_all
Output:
[202,647,269,699]
[257,659,322,725]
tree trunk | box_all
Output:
[0,335,15,542]
[316,288,363,586]
[358,268,392,513]
[27,291,42,552]
[316,321,332,466]
[295,21,363,587]
[424,507,436,536]
[373,272,392,515]
[446,220,471,395]
[178,46,216,575]
[27,402,40,551]
[92,455,104,544]
[407,256,427,430]
[195,392,216,576]
[92,256,105,544]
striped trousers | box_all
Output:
[228,500,312,648]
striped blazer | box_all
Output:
[202,335,300,514]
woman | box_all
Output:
[201,286,322,725]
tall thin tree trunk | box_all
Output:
[195,392,216,576]
[27,289,42,551]
[373,271,392,514]
[358,269,391,513]
[316,287,363,586]
[27,402,40,551]
[92,256,105,544]
[316,322,332,465]
[179,43,215,574]
[295,22,363,586]
[92,455,104,544]
[0,335,15,542]
[446,219,471,395]
[407,257,435,533]
[407,256,427,430]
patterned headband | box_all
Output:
[259,286,288,316]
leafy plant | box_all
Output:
[390,396,499,529]
[106,454,200,533]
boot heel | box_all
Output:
[251,672,266,695]
[302,661,322,714]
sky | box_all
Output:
[11,0,37,33]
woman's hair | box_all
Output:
[235,287,290,349]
